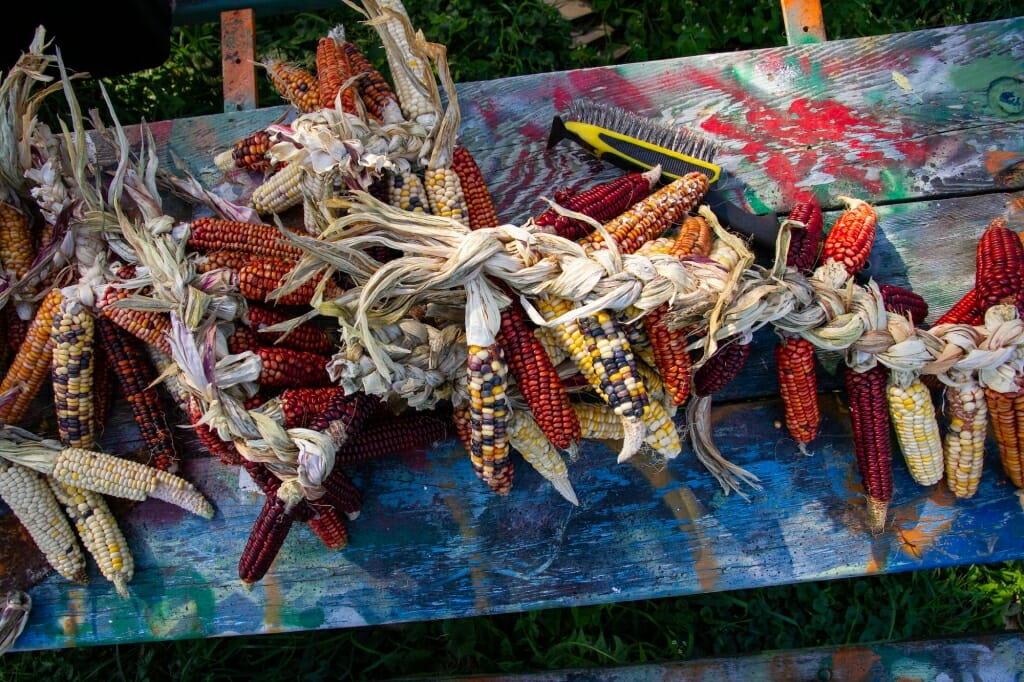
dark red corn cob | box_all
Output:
[843,364,894,534]
[822,197,877,276]
[775,334,820,446]
[244,304,336,355]
[496,297,581,450]
[975,216,1024,317]
[531,170,656,241]
[238,491,296,584]
[95,317,181,472]
[307,504,350,550]
[311,389,383,448]
[91,339,115,434]
[339,37,400,122]
[276,386,347,428]
[785,196,824,273]
[319,467,363,517]
[187,396,244,465]
[880,284,929,326]
[255,346,333,388]
[336,412,450,466]
[931,288,983,327]
[693,337,753,398]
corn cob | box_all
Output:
[943,378,988,499]
[367,0,436,124]
[0,201,33,284]
[317,28,357,113]
[975,216,1024,316]
[247,305,337,354]
[694,337,752,398]
[238,486,297,584]
[237,256,344,306]
[335,412,449,466]
[310,387,384,450]
[424,166,470,228]
[339,31,402,123]
[644,398,682,460]
[48,480,133,598]
[0,287,64,424]
[0,459,87,584]
[452,401,473,453]
[497,297,581,451]
[255,346,332,388]
[784,197,824,273]
[98,286,172,355]
[985,378,1024,489]
[214,130,276,174]
[775,334,819,447]
[887,372,943,486]
[50,295,96,449]
[822,196,877,276]
[578,172,710,254]
[508,409,577,505]
[261,54,319,114]
[879,284,929,326]
[260,386,346,428]
[452,145,501,231]
[385,169,429,213]
[44,446,215,518]
[843,364,894,534]
[466,343,513,492]
[574,401,626,441]
[186,217,305,260]
[307,504,350,550]
[90,341,114,434]
[3,307,30,356]
[531,170,657,242]
[250,163,313,216]
[95,317,180,472]
[186,396,244,465]
[670,214,714,259]
[931,288,983,327]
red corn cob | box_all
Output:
[975,216,1024,317]
[244,304,336,355]
[256,346,332,388]
[186,217,305,260]
[931,288,983,327]
[317,29,357,113]
[238,490,297,584]
[785,196,824,273]
[227,323,261,355]
[307,504,350,550]
[194,249,256,274]
[532,170,657,241]
[452,145,502,231]
[237,257,345,306]
[339,32,401,123]
[879,284,929,326]
[336,412,450,466]
[694,336,752,398]
[277,386,347,428]
[90,339,115,434]
[822,196,877,276]
[775,334,820,447]
[97,286,173,355]
[187,396,244,465]
[96,317,181,472]
[843,364,894,534]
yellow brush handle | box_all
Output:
[563,120,721,183]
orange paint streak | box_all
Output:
[831,646,881,681]
[262,571,284,632]
[780,0,827,44]
[985,150,1024,176]
[890,485,957,559]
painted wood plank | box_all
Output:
[5,19,1024,651]
[473,632,1024,681]
[220,9,259,113]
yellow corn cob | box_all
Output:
[424,166,470,228]
[387,169,429,213]
[634,237,678,257]
[0,200,33,283]
[51,294,96,450]
[251,163,326,216]
[48,447,215,518]
[643,399,681,461]
[943,379,988,499]
[508,410,577,505]
[48,481,133,598]
[0,459,88,584]
[534,324,569,367]
[0,287,64,424]
[887,374,944,486]
[574,401,625,441]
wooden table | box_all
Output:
[5,17,1024,662]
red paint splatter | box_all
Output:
[566,69,654,113]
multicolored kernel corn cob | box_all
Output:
[339,32,402,123]
[424,166,470,228]
[386,169,429,213]
[0,287,64,423]
[843,364,894,534]
[574,400,626,441]
[466,343,513,492]
[0,459,88,584]
[822,196,877,276]
[531,170,657,242]
[250,163,321,216]
[943,378,988,499]
[260,53,319,113]
[50,295,96,450]
[214,130,276,174]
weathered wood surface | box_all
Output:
[467,632,1024,681]
[5,18,1024,651]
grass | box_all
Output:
[5,0,1024,679]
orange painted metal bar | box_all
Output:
[220,8,258,112]
[781,0,827,45]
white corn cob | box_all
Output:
[366,0,437,125]
[0,459,88,584]
[424,166,469,228]
[251,163,326,215]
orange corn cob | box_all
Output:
[822,196,877,276]
[843,364,894,534]
[335,412,450,466]
[194,250,256,274]
[261,54,319,113]
[186,217,304,260]
[0,287,63,423]
[237,257,345,306]
[0,201,34,283]
[98,286,172,355]
[775,334,820,447]
[532,170,657,242]
[784,197,824,273]
[244,304,336,354]
[985,378,1024,489]
[670,214,714,259]
[256,346,332,388]
[975,216,1024,316]
[317,28,357,113]
[452,145,501,231]
[880,284,929,326]
[339,34,401,123]
[578,172,709,254]
[96,317,180,472]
